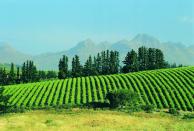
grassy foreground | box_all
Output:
[0,109,193,131]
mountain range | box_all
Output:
[0,34,194,70]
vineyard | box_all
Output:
[3,67,194,111]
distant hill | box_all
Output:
[0,63,11,70]
[0,63,21,72]
[0,34,194,70]
[0,42,31,64]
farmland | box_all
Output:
[3,66,194,111]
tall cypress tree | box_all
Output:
[72,57,76,77]
[16,67,20,79]
[138,46,148,71]
[83,55,94,76]
[93,56,98,75]
[58,59,63,79]
[72,55,82,77]
[96,53,102,74]
[29,61,33,81]
[101,51,106,75]
[122,49,138,73]
[21,62,26,82]
[115,51,120,73]
[105,50,110,74]
[109,51,119,74]
[21,60,37,82]
[148,48,156,70]
[2,68,7,85]
[83,59,89,76]
[9,63,15,84]
[155,49,165,69]
[58,55,68,79]
[62,55,68,77]
[0,68,3,85]
[16,67,20,84]
[32,62,37,81]
[75,55,82,77]
[26,61,29,82]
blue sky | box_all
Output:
[0,0,193,54]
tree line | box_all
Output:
[58,50,119,79]
[58,46,183,79]
[0,61,57,85]
[122,47,167,73]
[0,46,184,85]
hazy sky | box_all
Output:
[0,0,193,54]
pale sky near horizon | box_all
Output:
[0,0,193,55]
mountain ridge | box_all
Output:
[0,34,194,70]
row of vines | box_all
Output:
[3,67,194,111]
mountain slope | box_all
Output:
[0,34,194,70]
[33,39,111,70]
[127,34,194,65]
[0,42,31,64]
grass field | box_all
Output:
[0,109,193,131]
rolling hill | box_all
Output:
[3,66,194,111]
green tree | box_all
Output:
[72,55,82,77]
[155,49,165,69]
[109,51,119,74]
[92,56,98,75]
[148,48,156,70]
[106,89,139,109]
[21,60,38,82]
[95,53,102,74]
[9,63,15,84]
[38,71,46,80]
[83,55,94,76]
[21,62,26,82]
[0,87,11,112]
[138,46,148,71]
[47,71,57,79]
[1,68,8,85]
[58,55,68,79]
[122,50,138,73]
[0,68,7,85]
[16,67,20,84]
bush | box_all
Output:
[168,108,180,115]
[141,104,156,113]
[106,89,139,109]
[86,102,110,109]
[5,106,26,113]
[182,114,194,120]
[0,87,12,113]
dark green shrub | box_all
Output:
[168,108,180,115]
[0,87,12,113]
[182,114,194,119]
[106,89,139,109]
[6,106,26,113]
[141,104,156,113]
[86,102,110,109]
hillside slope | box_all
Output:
[4,67,194,111]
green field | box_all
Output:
[3,66,194,111]
[0,109,193,131]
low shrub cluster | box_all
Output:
[182,114,194,119]
[105,89,156,113]
[168,108,180,115]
